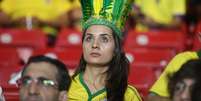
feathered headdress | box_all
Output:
[80,0,133,38]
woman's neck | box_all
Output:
[83,64,108,93]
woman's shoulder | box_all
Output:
[124,85,142,101]
[68,74,83,91]
[68,74,89,99]
[69,74,82,87]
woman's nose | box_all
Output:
[92,38,99,49]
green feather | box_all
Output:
[80,0,134,38]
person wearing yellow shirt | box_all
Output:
[0,0,81,27]
[67,0,142,100]
[1,0,69,22]
[0,0,14,27]
[147,50,201,101]
[69,72,142,101]
[168,59,201,101]
[133,0,186,31]
[0,0,81,46]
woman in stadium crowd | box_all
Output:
[67,0,142,101]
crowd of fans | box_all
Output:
[0,0,201,101]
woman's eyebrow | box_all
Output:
[100,34,113,37]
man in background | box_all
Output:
[18,55,71,101]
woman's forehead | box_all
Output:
[86,25,113,35]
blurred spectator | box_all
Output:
[147,30,201,101]
[1,0,68,27]
[0,0,81,28]
[0,0,13,27]
[66,5,82,31]
[0,0,81,46]
[147,51,200,101]
[132,0,186,32]
[186,0,201,33]
[187,0,201,23]
[18,55,71,101]
[168,59,201,101]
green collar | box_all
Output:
[79,72,106,101]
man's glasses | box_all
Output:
[17,76,58,89]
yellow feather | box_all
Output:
[93,0,103,16]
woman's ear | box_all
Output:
[59,91,67,101]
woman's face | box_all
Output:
[173,78,194,101]
[83,25,115,66]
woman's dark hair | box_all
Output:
[73,29,129,101]
[168,59,201,99]
[191,80,201,101]
[22,55,71,91]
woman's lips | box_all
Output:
[90,52,101,57]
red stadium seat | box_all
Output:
[126,48,176,98]
[128,66,156,98]
[3,85,19,101]
[55,48,82,69]
[32,48,82,69]
[125,48,176,70]
[0,28,47,49]
[0,64,21,86]
[0,47,21,67]
[196,21,201,33]
[124,29,186,52]
[192,33,201,50]
[0,64,21,101]
[56,28,82,48]
[0,47,21,101]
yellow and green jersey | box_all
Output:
[68,73,142,101]
[150,51,200,97]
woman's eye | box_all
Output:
[100,36,109,43]
[84,36,93,42]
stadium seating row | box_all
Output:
[0,25,200,51]
[0,21,200,100]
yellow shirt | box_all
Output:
[134,0,186,31]
[68,73,142,101]
[1,0,80,21]
[150,51,199,97]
